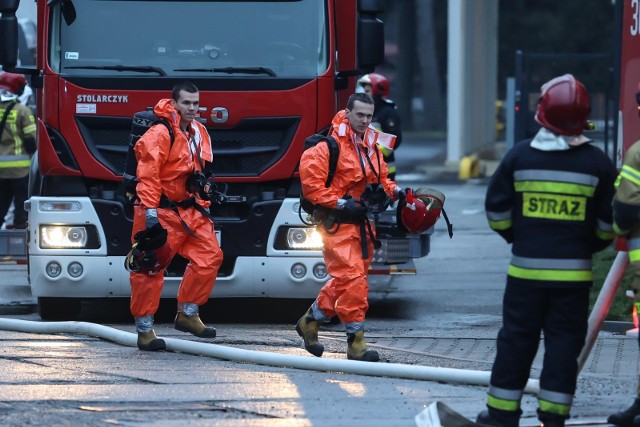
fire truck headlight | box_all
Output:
[40,226,88,248]
[286,227,323,250]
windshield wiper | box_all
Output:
[64,65,166,76]
[173,67,277,77]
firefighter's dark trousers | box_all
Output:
[487,282,589,424]
[0,176,28,229]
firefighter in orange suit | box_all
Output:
[130,81,223,351]
[295,92,403,362]
[608,82,640,427]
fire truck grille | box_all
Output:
[75,116,300,177]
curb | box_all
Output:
[602,320,635,335]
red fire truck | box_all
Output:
[618,0,640,163]
[0,0,430,320]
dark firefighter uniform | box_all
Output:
[372,97,402,180]
[484,139,617,425]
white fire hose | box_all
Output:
[0,316,538,394]
[0,251,628,396]
[578,250,629,371]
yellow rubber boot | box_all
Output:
[174,312,217,338]
[347,331,379,362]
[295,308,324,357]
[137,330,166,351]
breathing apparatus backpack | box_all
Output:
[299,133,339,217]
[121,110,175,200]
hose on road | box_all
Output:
[0,317,539,393]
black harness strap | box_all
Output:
[0,101,17,138]
[159,195,214,239]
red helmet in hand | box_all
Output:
[397,188,443,233]
[124,224,172,275]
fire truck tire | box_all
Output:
[37,297,82,321]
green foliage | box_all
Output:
[591,248,633,322]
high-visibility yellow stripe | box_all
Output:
[23,124,36,134]
[630,248,640,263]
[0,160,31,168]
[538,399,571,416]
[514,181,595,197]
[0,109,18,122]
[620,165,640,186]
[488,219,512,231]
[508,265,592,282]
[596,228,615,241]
[379,145,393,156]
[487,395,520,412]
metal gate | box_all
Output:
[512,51,615,159]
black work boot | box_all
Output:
[295,308,324,357]
[476,408,520,427]
[174,312,217,338]
[346,331,379,362]
[137,330,166,351]
[609,399,640,427]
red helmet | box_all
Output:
[534,74,590,136]
[0,72,27,96]
[397,189,443,234]
[368,73,389,98]
[124,224,172,275]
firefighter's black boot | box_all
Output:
[346,331,379,362]
[476,408,521,427]
[137,330,166,351]
[174,312,217,338]
[609,399,640,427]
[295,308,324,357]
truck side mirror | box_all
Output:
[357,0,384,70]
[0,1,20,68]
[357,17,384,70]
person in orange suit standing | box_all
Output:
[295,92,403,362]
[129,81,223,351]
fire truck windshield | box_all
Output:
[48,0,328,78]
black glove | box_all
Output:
[187,172,215,200]
[340,198,367,217]
[396,187,412,202]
